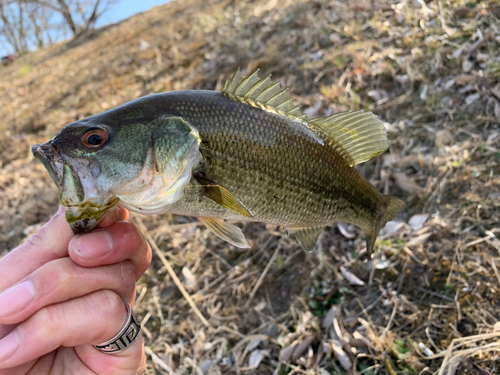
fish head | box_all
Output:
[32,105,200,234]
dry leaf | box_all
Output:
[291,336,315,362]
[337,222,356,239]
[380,220,405,237]
[182,266,197,289]
[465,92,480,105]
[321,306,338,329]
[248,349,269,368]
[409,213,429,231]
[192,331,206,359]
[436,129,453,147]
[392,172,421,194]
[331,342,352,370]
[279,345,295,362]
[493,322,500,332]
[340,266,365,286]
[406,232,432,247]
[200,359,212,374]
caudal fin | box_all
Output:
[365,195,405,255]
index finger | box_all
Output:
[0,206,127,291]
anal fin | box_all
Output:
[286,226,325,252]
[194,174,253,218]
[198,217,250,248]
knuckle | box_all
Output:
[54,258,77,285]
[35,258,74,298]
[38,304,65,337]
[94,290,124,320]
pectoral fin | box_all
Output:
[198,217,250,248]
[194,175,253,218]
[286,226,325,252]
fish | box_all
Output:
[32,70,405,253]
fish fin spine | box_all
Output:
[222,69,310,124]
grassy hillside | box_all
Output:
[1,0,500,373]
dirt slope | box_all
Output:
[1,0,500,373]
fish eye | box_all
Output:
[82,128,108,148]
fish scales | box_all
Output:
[32,70,405,252]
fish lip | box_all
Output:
[32,142,64,186]
[64,198,120,234]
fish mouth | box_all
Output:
[32,141,117,234]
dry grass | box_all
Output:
[1,0,500,373]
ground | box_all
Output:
[1,0,500,374]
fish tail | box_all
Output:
[365,195,405,255]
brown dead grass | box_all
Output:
[1,0,500,373]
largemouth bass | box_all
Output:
[32,70,404,252]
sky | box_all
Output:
[97,0,171,27]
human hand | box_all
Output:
[0,206,152,374]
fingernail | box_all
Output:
[0,281,35,317]
[0,331,20,362]
[71,231,114,259]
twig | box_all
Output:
[145,346,179,375]
[135,216,212,328]
[414,285,455,302]
[245,245,281,308]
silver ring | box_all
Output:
[94,300,141,354]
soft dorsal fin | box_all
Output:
[310,111,389,166]
[223,70,389,167]
[222,69,308,122]
[286,226,325,252]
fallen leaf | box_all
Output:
[331,342,352,370]
[392,172,421,194]
[182,266,197,289]
[337,222,356,239]
[321,306,338,329]
[493,322,500,332]
[248,338,261,352]
[279,345,295,362]
[340,266,365,286]
[406,232,432,247]
[409,213,429,231]
[200,359,212,374]
[380,221,405,237]
[248,349,269,368]
[462,59,473,73]
[436,129,453,147]
[465,92,480,105]
[291,336,315,361]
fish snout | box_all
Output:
[32,142,65,186]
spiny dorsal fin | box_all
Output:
[222,69,309,122]
[310,111,389,166]
[286,226,325,252]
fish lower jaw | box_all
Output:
[63,197,120,234]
